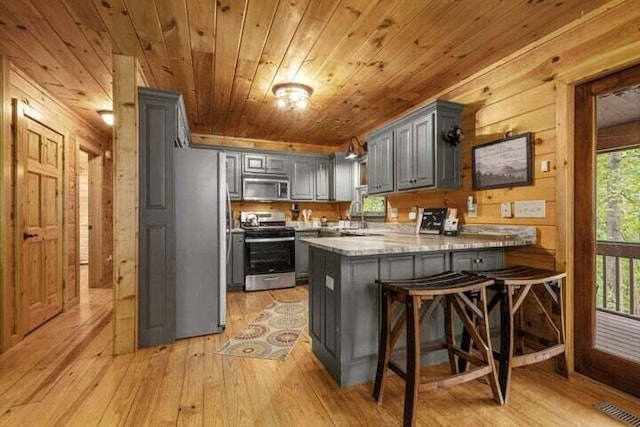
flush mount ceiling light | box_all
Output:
[98,110,114,126]
[272,83,313,110]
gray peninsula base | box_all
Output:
[308,246,504,387]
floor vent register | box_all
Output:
[595,402,640,426]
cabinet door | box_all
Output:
[437,111,461,188]
[368,131,393,194]
[243,153,266,173]
[232,233,245,287]
[295,231,318,280]
[477,249,504,271]
[225,152,241,199]
[266,155,289,175]
[451,250,478,272]
[315,158,330,200]
[414,113,435,188]
[395,122,414,190]
[415,252,449,277]
[138,92,176,347]
[291,157,315,200]
[331,154,354,201]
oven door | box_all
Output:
[245,236,295,275]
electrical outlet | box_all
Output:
[514,200,546,218]
[501,202,512,218]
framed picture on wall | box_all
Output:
[472,133,533,190]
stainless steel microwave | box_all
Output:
[242,177,289,201]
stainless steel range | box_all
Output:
[241,211,295,291]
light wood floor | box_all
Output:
[1,286,640,426]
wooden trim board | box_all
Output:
[112,54,139,355]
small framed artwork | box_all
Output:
[472,132,533,190]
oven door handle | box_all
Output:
[245,237,295,243]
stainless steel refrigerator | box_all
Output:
[174,148,227,338]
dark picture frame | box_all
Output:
[472,132,533,190]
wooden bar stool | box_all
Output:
[467,266,569,403]
[373,271,504,427]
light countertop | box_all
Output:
[303,226,536,256]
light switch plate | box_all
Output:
[540,160,549,172]
[501,202,512,218]
[514,200,546,218]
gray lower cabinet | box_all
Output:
[367,130,394,194]
[291,156,315,200]
[315,158,330,200]
[225,152,241,199]
[138,87,190,347]
[226,233,245,291]
[309,247,503,387]
[295,230,319,283]
[451,249,504,272]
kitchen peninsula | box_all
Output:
[304,227,536,387]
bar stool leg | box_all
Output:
[444,296,458,375]
[404,296,421,427]
[499,285,515,403]
[373,288,393,402]
[554,281,569,377]
[477,288,504,405]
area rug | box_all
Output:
[217,300,308,361]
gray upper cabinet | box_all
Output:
[225,152,241,199]
[367,99,463,195]
[395,121,414,190]
[243,153,289,175]
[436,106,462,189]
[396,113,435,191]
[138,87,182,348]
[315,158,330,200]
[291,156,315,200]
[266,155,289,174]
[367,130,394,194]
[330,152,354,202]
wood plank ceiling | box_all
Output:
[0,0,609,145]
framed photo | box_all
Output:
[472,132,533,190]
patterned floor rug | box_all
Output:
[217,300,308,361]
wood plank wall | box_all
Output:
[230,201,352,224]
[0,62,111,353]
[380,0,640,371]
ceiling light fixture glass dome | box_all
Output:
[272,83,313,110]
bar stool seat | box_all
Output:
[373,271,504,427]
[468,265,569,403]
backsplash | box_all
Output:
[230,201,351,222]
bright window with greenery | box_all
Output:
[595,146,640,315]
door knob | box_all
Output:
[23,232,38,239]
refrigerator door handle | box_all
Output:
[226,184,232,262]
[218,152,227,328]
